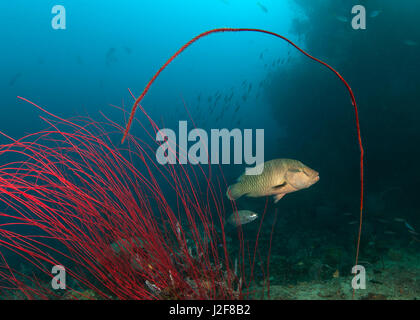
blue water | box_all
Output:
[0,0,294,141]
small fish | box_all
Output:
[343,212,353,216]
[394,218,405,222]
[384,231,396,235]
[370,10,381,18]
[9,72,22,86]
[248,83,252,92]
[257,2,268,13]
[403,40,418,46]
[105,47,117,66]
[404,221,415,232]
[335,15,349,23]
[145,280,161,295]
[348,221,359,225]
[227,210,259,226]
[377,218,389,224]
[408,229,419,236]
[227,159,319,203]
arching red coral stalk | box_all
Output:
[120,28,364,297]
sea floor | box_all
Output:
[264,249,419,300]
[1,243,418,300]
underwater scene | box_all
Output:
[0,0,418,301]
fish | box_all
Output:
[394,218,405,222]
[403,40,418,46]
[404,221,415,232]
[408,229,419,236]
[257,2,268,13]
[248,83,252,92]
[384,231,396,235]
[335,15,349,23]
[226,159,319,203]
[105,47,117,66]
[9,72,22,86]
[227,210,259,226]
[370,10,381,18]
[145,280,161,295]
